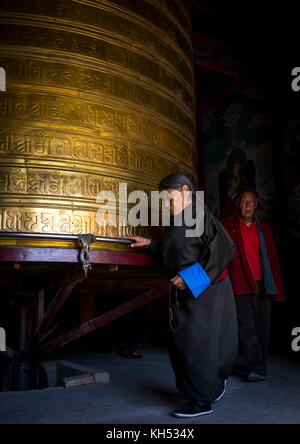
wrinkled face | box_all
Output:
[239,192,258,219]
[161,185,191,216]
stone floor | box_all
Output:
[0,347,299,424]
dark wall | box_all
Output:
[197,0,300,356]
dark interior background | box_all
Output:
[193,0,300,358]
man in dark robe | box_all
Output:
[126,173,238,418]
[222,187,286,382]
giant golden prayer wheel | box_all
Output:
[0,0,196,241]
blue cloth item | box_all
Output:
[178,262,211,299]
[255,217,277,294]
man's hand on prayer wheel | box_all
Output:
[170,275,187,291]
[124,236,152,248]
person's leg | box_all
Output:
[170,281,230,404]
[118,309,146,358]
[255,291,272,376]
[168,287,189,396]
[217,277,239,382]
[234,294,265,375]
[170,279,238,417]
[168,333,188,397]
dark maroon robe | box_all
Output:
[222,216,286,301]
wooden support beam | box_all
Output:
[79,276,169,294]
[193,32,235,54]
[38,286,169,354]
[39,322,61,344]
[37,290,45,326]
[0,247,153,267]
[198,75,249,111]
[19,298,27,351]
[194,58,238,77]
[80,290,95,324]
[25,266,83,357]
[18,294,34,352]
[194,3,231,19]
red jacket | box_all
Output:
[222,216,286,301]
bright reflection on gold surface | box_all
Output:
[0,0,196,245]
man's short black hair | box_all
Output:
[237,186,259,202]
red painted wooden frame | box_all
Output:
[0,243,161,358]
[0,247,153,267]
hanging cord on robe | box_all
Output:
[169,284,182,334]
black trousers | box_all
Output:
[168,276,238,402]
[234,283,272,376]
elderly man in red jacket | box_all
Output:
[222,187,285,382]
